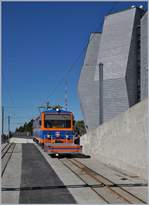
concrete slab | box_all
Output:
[2,144,22,203]
[19,144,76,204]
[77,158,147,185]
[94,187,129,204]
[75,158,148,203]
[60,158,102,185]
[36,144,107,203]
[2,144,16,177]
[122,186,148,202]
[2,142,146,203]
[111,187,146,204]
[2,191,20,204]
[1,143,7,150]
[2,144,22,188]
[9,138,34,144]
[68,187,107,204]
[35,144,85,186]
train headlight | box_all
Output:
[56,108,59,112]
[65,135,69,139]
[47,134,51,138]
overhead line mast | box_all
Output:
[38,2,119,109]
[65,80,68,111]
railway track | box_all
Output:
[2,143,147,204]
[59,158,147,204]
[2,143,9,152]
[1,143,16,177]
[1,143,12,158]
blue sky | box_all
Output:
[2,1,148,133]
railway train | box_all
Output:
[33,106,82,155]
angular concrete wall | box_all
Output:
[126,8,144,105]
[141,12,148,100]
[94,8,144,123]
[78,8,147,131]
[78,33,101,129]
[80,98,148,179]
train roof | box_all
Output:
[34,109,73,120]
[43,109,72,114]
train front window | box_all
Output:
[44,114,71,128]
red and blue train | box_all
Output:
[33,107,82,155]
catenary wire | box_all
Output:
[41,2,119,106]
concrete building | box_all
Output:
[78,7,148,130]
[78,33,101,129]
[141,12,148,100]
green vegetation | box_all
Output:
[74,120,86,136]
[15,119,33,134]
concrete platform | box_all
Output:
[36,144,106,204]
[2,144,22,203]
[9,137,34,144]
[1,142,148,204]
[2,143,76,204]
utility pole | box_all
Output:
[8,115,10,137]
[65,80,68,111]
[46,101,50,109]
[2,106,4,136]
[99,63,103,125]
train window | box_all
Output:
[39,120,41,126]
[44,114,71,128]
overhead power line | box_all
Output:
[3,2,119,131]
[41,2,119,106]
[4,106,37,109]
[6,117,34,119]
[11,122,26,125]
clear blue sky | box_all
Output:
[2,1,148,133]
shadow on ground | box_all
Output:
[49,153,91,159]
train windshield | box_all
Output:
[44,114,71,128]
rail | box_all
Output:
[1,143,16,177]
[59,158,147,204]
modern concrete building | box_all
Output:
[78,7,148,130]
[141,12,148,100]
[78,33,101,129]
